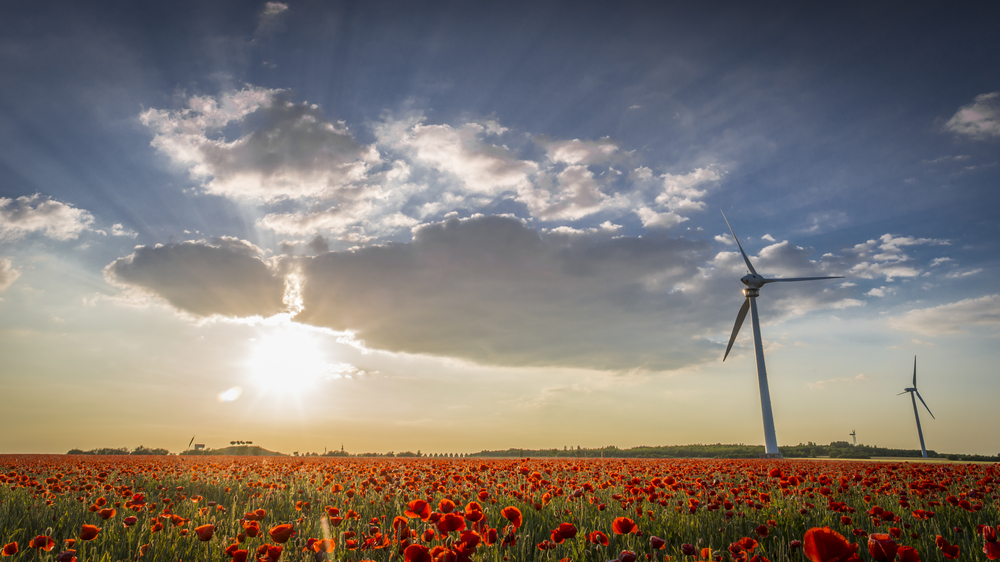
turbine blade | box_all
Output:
[721,210,757,275]
[915,391,935,419]
[761,276,845,283]
[913,356,917,388]
[897,391,909,396]
[723,298,751,362]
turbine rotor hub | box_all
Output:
[742,287,760,298]
[740,273,766,289]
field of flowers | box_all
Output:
[0,455,997,561]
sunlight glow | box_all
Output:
[247,325,335,395]
[218,386,243,402]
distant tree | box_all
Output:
[230,441,236,446]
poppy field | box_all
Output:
[0,455,998,562]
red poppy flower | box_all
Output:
[231,550,248,562]
[736,537,759,552]
[756,524,770,538]
[195,524,215,541]
[436,512,466,534]
[29,536,56,551]
[309,538,335,553]
[555,522,577,540]
[867,534,898,562]
[894,546,920,562]
[404,544,432,562]
[681,543,697,556]
[243,520,260,537]
[459,530,480,548]
[123,516,138,528]
[501,506,522,529]
[256,544,282,562]
[405,500,432,520]
[650,536,666,550]
[935,536,959,559]
[1,542,17,557]
[438,498,456,513]
[98,508,116,520]
[612,517,638,535]
[79,525,101,542]
[588,531,609,546]
[986,525,1000,560]
[54,551,76,562]
[618,550,637,562]
[803,527,860,562]
[537,540,557,551]
[269,524,294,544]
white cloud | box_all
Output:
[944,92,1000,139]
[255,2,289,39]
[761,233,775,242]
[390,121,536,196]
[0,258,20,292]
[259,202,375,237]
[111,223,138,238]
[635,206,686,229]
[652,167,721,212]
[530,165,625,221]
[539,138,618,165]
[930,257,952,267]
[866,287,886,297]
[141,88,380,203]
[808,373,870,391]
[888,294,1000,336]
[819,233,948,281]
[945,268,982,278]
[0,194,95,241]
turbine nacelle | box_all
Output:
[740,273,766,289]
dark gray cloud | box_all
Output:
[105,238,285,318]
[294,215,718,370]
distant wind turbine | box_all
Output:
[850,430,856,446]
[721,211,844,458]
[899,356,935,458]
[187,435,195,450]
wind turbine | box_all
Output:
[850,430,856,446]
[721,211,844,458]
[899,356,934,458]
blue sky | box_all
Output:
[1,1,998,456]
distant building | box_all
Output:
[194,444,205,451]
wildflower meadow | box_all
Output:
[1,455,998,561]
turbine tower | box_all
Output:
[721,211,843,458]
[899,356,934,458]
[850,430,856,446]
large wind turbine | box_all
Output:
[899,356,934,458]
[721,211,843,458]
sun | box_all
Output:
[246,325,333,395]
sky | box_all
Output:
[1,1,999,456]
